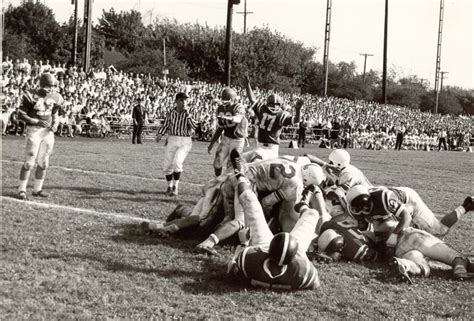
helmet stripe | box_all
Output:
[278,233,289,266]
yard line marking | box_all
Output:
[0,160,204,187]
[1,195,159,224]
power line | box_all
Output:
[236,0,253,34]
[359,53,374,83]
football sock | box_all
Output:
[165,174,173,187]
[214,168,222,177]
[33,179,44,192]
[440,207,465,228]
[18,180,28,192]
[173,181,179,189]
[173,171,181,181]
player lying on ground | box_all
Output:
[317,217,474,281]
[345,185,474,238]
[196,154,331,254]
[226,151,322,290]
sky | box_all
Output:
[5,0,473,89]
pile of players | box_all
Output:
[143,83,474,290]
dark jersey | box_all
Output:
[235,246,319,290]
[20,89,63,126]
[216,103,247,139]
[252,102,294,145]
[366,188,405,221]
[321,218,378,262]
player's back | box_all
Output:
[326,164,371,190]
[247,158,302,194]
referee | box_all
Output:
[156,92,198,196]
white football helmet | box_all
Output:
[328,149,351,169]
[317,229,345,253]
[346,185,372,215]
[301,163,326,187]
[266,94,283,114]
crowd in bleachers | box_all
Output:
[2,56,472,151]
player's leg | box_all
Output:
[18,128,42,199]
[393,250,430,283]
[397,228,473,280]
[170,137,192,196]
[292,185,320,252]
[213,139,226,176]
[163,137,178,195]
[32,130,55,197]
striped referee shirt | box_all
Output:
[157,108,198,136]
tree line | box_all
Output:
[3,2,473,115]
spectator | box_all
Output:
[132,97,145,144]
[438,128,447,151]
[298,121,307,148]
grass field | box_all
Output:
[1,136,473,319]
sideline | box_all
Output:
[1,159,204,187]
[1,195,159,224]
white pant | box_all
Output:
[397,187,449,236]
[163,136,192,175]
[213,135,245,171]
[24,126,55,168]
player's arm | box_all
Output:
[49,105,61,132]
[289,99,304,125]
[305,153,342,176]
[219,104,245,124]
[156,114,170,141]
[18,95,48,127]
[260,189,286,212]
[244,74,257,105]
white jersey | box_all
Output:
[325,164,372,192]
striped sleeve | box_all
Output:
[157,113,171,135]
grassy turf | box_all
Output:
[1,136,473,319]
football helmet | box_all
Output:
[39,73,57,88]
[346,185,372,216]
[221,87,236,102]
[269,232,299,266]
[301,164,326,187]
[266,94,283,114]
[317,229,345,253]
[328,149,350,169]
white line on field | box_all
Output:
[1,159,204,187]
[1,195,158,224]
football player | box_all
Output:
[208,87,247,177]
[345,185,474,247]
[317,218,474,281]
[196,152,331,254]
[305,149,372,217]
[226,153,322,290]
[243,75,303,162]
[17,73,63,200]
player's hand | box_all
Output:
[37,120,50,128]
[49,125,58,133]
[295,99,304,110]
[386,233,398,248]
[207,143,214,154]
[156,134,162,142]
[324,163,342,177]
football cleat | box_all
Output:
[32,190,48,198]
[230,149,242,176]
[195,243,219,256]
[453,265,474,281]
[171,186,178,196]
[294,184,316,213]
[393,257,414,284]
[17,191,28,201]
[165,187,173,196]
[462,196,474,212]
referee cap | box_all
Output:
[176,92,189,99]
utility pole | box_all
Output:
[71,0,79,66]
[224,0,240,86]
[439,71,448,92]
[237,0,253,34]
[382,0,388,104]
[322,0,332,97]
[359,53,373,83]
[434,0,445,114]
[83,0,93,72]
